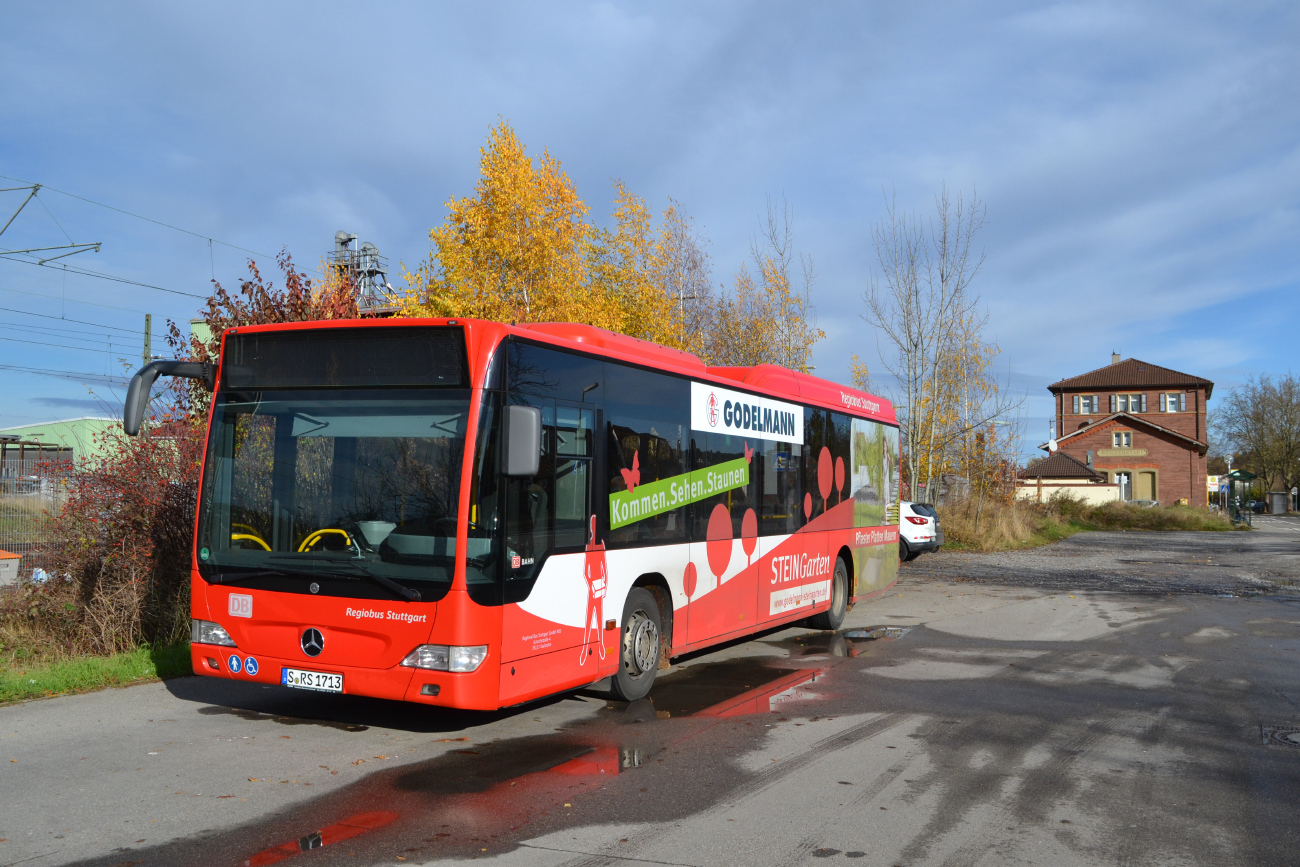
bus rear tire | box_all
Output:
[610,588,663,702]
[807,557,848,631]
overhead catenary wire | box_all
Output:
[0,305,168,339]
[0,322,123,346]
[0,174,323,275]
[1,284,166,316]
[0,333,136,354]
[0,253,207,299]
[0,361,128,385]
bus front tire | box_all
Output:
[807,557,848,631]
[610,588,663,702]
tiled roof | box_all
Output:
[1040,411,1208,452]
[1018,451,1105,481]
[1047,358,1214,398]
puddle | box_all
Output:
[634,657,809,717]
[844,626,912,641]
[197,706,369,732]
[89,649,859,866]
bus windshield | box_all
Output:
[196,388,473,602]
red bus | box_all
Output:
[124,320,900,710]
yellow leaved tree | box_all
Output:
[401,121,614,327]
[402,121,823,372]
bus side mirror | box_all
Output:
[123,361,216,436]
[504,405,542,476]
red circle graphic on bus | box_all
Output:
[835,456,846,503]
[706,503,733,578]
[803,492,813,520]
[683,561,697,599]
[741,509,758,564]
[818,446,833,505]
[706,392,720,427]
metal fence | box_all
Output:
[0,442,73,577]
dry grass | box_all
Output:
[940,493,1237,552]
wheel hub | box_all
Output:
[623,609,659,676]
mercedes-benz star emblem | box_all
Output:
[301,628,324,657]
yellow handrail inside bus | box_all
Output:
[231,533,271,551]
[298,528,353,552]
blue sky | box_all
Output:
[2,2,1298,457]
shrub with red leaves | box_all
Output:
[2,251,357,660]
[4,422,204,656]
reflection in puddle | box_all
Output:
[635,657,803,717]
[114,636,866,867]
[843,626,912,641]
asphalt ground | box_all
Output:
[2,522,1299,867]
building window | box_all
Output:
[1112,393,1143,413]
[1073,394,1098,414]
[1112,431,1132,448]
[1160,392,1186,413]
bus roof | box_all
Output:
[221,318,897,425]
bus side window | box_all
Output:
[690,429,761,541]
[553,404,593,548]
[803,408,829,523]
[604,363,688,548]
[756,438,801,536]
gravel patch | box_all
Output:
[900,521,1300,597]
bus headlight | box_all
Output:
[191,619,236,647]
[401,644,487,673]
[449,645,488,672]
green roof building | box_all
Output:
[0,417,122,466]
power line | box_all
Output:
[0,322,120,346]
[0,284,157,315]
[33,193,73,244]
[0,305,167,338]
[0,253,208,299]
[0,173,285,265]
[0,361,127,385]
[0,333,132,354]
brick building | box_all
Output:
[1045,354,1213,506]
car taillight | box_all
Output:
[905,516,929,525]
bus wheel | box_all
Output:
[808,557,848,631]
[610,588,662,702]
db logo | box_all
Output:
[707,392,720,427]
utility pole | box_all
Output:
[139,314,152,436]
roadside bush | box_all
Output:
[0,422,203,663]
[937,492,1234,552]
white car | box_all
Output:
[899,501,943,561]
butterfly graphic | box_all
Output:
[620,451,641,494]
[743,441,754,465]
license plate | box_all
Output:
[281,667,343,693]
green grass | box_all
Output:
[0,643,192,704]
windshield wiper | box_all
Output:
[269,555,421,602]
[206,568,295,584]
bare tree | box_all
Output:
[650,198,715,355]
[862,184,1019,503]
[702,196,824,372]
[1216,374,1300,493]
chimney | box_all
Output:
[1111,352,1121,365]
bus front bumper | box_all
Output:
[188,645,502,710]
